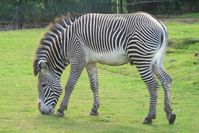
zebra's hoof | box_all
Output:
[169,113,176,124]
[143,117,152,124]
[56,110,65,117]
[90,109,99,116]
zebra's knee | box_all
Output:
[148,84,159,98]
[147,80,159,90]
[149,90,158,99]
[160,68,172,85]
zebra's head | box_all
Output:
[34,60,62,115]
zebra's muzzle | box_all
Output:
[38,101,54,115]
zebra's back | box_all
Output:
[75,13,130,52]
[71,12,165,65]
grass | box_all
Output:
[0,20,199,133]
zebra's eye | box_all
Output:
[41,82,47,88]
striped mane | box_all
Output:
[48,13,82,32]
[33,13,82,76]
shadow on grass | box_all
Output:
[32,114,178,133]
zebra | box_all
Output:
[33,12,176,124]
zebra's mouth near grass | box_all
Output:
[38,101,54,115]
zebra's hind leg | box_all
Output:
[143,79,159,124]
[135,66,159,124]
[56,60,85,117]
[153,66,176,124]
[86,63,100,116]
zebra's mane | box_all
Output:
[33,13,82,76]
[48,12,82,32]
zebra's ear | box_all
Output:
[39,60,49,75]
[40,61,48,69]
[33,60,48,76]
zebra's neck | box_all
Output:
[44,19,77,78]
[39,30,67,79]
[34,13,82,79]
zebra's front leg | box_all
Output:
[56,62,85,117]
[86,63,100,116]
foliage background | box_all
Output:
[1,0,199,23]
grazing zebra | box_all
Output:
[33,12,176,124]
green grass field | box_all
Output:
[0,19,199,133]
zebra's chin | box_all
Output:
[38,101,54,115]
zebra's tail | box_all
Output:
[152,23,168,68]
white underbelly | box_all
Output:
[86,48,129,66]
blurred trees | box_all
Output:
[0,0,199,23]
[126,0,199,14]
[0,0,114,22]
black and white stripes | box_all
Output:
[33,12,175,124]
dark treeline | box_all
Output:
[0,0,199,23]
[0,0,113,22]
[126,0,199,14]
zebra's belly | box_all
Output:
[86,48,130,66]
